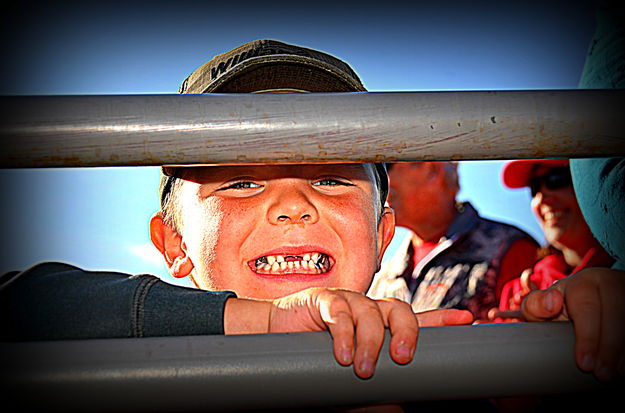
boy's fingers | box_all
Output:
[347,295,385,379]
[316,291,356,367]
[318,290,387,379]
[316,291,479,380]
[378,299,419,365]
[329,310,357,367]
[521,288,564,321]
[416,308,474,327]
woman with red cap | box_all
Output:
[492,159,614,319]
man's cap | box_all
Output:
[502,159,570,188]
[179,39,366,94]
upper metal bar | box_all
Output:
[1,90,624,168]
[0,322,604,412]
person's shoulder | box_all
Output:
[3,261,128,278]
[1,262,79,287]
[474,214,537,243]
[1,261,157,292]
[3,261,79,275]
[457,203,534,240]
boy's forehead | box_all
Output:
[180,163,375,183]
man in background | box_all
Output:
[368,161,540,320]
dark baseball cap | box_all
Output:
[161,40,387,210]
[179,39,366,94]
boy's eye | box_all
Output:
[312,178,350,187]
[223,181,262,190]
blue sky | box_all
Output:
[0,1,598,285]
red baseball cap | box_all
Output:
[502,159,569,188]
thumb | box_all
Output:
[520,268,533,292]
[521,288,565,321]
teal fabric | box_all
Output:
[571,159,625,270]
[577,2,625,90]
[571,2,625,270]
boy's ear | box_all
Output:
[376,206,396,270]
[149,213,194,279]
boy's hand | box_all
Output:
[225,288,472,379]
[269,288,418,379]
[521,268,625,382]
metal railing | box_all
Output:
[1,90,624,167]
[0,91,621,411]
[0,323,605,412]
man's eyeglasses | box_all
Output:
[529,166,572,197]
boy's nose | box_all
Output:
[267,189,319,225]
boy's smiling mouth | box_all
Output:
[250,252,333,275]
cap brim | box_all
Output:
[502,159,570,188]
[185,55,366,94]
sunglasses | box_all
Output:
[529,166,572,197]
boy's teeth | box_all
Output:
[255,252,330,274]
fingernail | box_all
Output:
[339,348,352,365]
[397,343,413,360]
[358,358,375,378]
[580,353,595,372]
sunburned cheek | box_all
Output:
[331,200,378,239]
[183,199,226,285]
[202,203,260,280]
[327,194,377,222]
[328,200,380,270]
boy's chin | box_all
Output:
[239,278,336,300]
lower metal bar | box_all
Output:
[0,322,605,412]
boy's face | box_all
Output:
[152,164,394,299]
